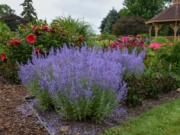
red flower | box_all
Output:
[9,39,21,46]
[139,41,145,48]
[26,34,37,45]
[110,41,123,49]
[42,25,51,32]
[1,53,7,62]
[35,48,41,56]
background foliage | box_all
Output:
[112,17,148,36]
[100,9,119,34]
[0,4,15,17]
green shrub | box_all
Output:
[55,85,118,122]
[3,17,94,64]
[28,80,54,110]
[8,22,72,64]
[125,74,177,107]
[0,62,19,83]
[51,16,94,44]
[0,21,15,46]
[29,79,118,122]
[152,36,170,44]
[0,22,18,82]
[0,17,95,83]
[0,21,11,32]
[152,42,180,79]
[99,33,116,41]
[87,34,116,48]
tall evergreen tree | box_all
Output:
[100,8,119,34]
[21,0,37,22]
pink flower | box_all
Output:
[32,26,38,32]
[149,43,161,51]
[35,48,41,56]
[42,25,51,32]
[110,41,123,49]
[121,36,129,44]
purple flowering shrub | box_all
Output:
[19,46,144,122]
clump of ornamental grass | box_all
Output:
[19,46,144,122]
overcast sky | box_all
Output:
[1,0,124,33]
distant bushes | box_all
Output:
[152,36,170,44]
[112,16,148,36]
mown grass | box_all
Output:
[102,99,180,135]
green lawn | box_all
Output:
[102,99,180,135]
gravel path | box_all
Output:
[0,84,48,135]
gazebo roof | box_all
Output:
[146,1,180,24]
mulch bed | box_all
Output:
[0,76,180,135]
[0,84,48,135]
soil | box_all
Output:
[0,76,180,135]
[0,84,48,135]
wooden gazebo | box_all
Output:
[146,0,180,40]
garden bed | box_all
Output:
[0,76,179,135]
[0,83,48,135]
[21,89,180,135]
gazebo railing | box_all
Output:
[151,36,180,41]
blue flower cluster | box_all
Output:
[19,46,144,121]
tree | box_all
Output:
[100,8,119,34]
[21,0,37,22]
[100,17,107,33]
[0,4,26,31]
[122,0,171,20]
[0,4,15,17]
[112,16,148,36]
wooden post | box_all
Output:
[149,25,153,40]
[170,22,179,41]
[174,23,178,40]
[154,24,159,38]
